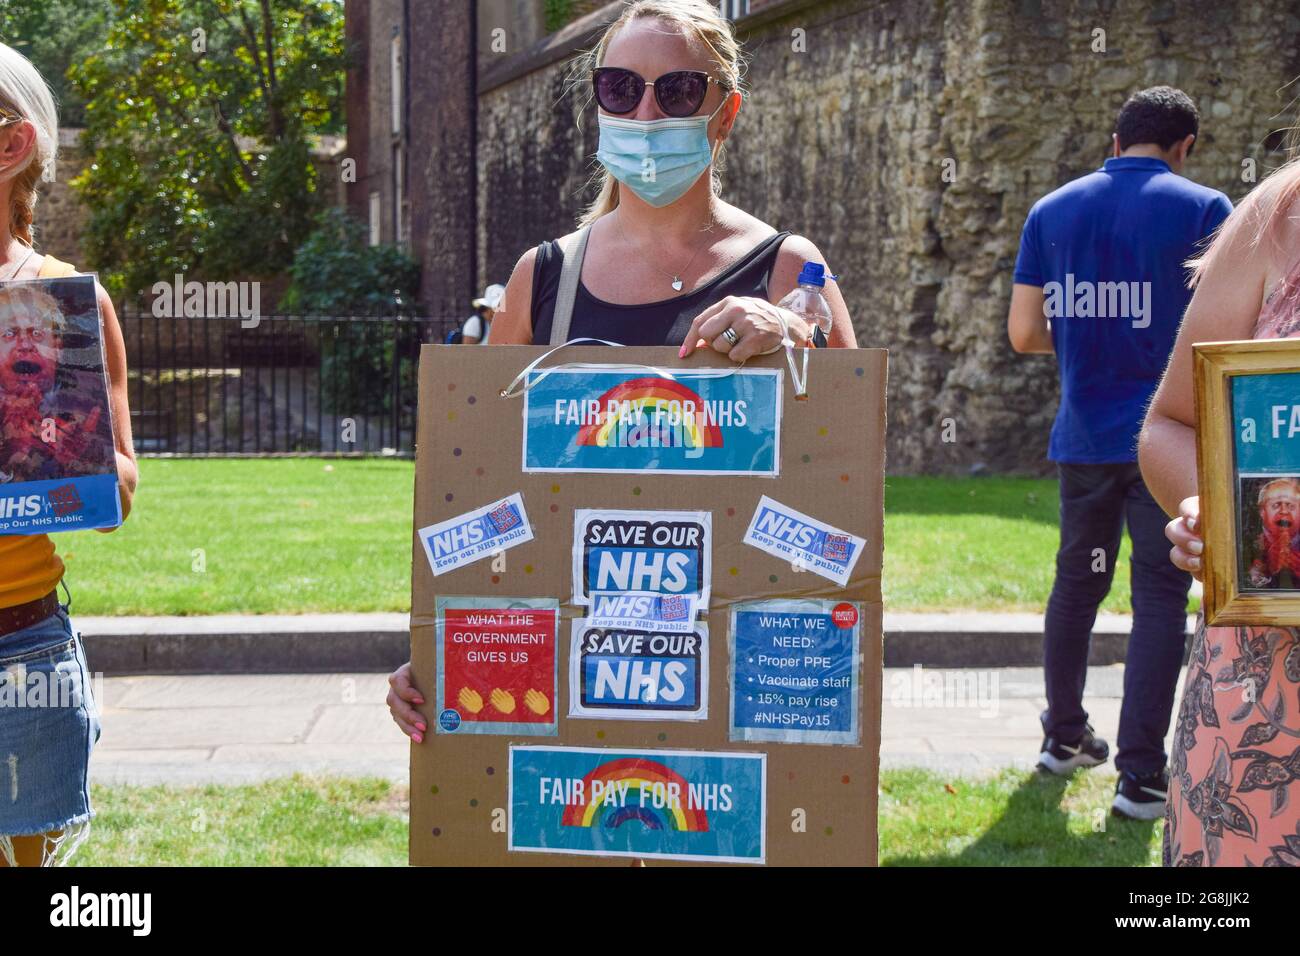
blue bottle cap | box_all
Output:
[797,262,838,287]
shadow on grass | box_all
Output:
[884,770,1159,867]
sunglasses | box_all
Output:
[591,67,720,118]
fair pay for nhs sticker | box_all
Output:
[418,492,534,576]
[742,495,866,588]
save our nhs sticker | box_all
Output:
[572,509,711,606]
[568,619,708,721]
[521,365,781,476]
[508,746,766,864]
[741,495,866,588]
[417,492,534,576]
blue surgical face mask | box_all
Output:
[596,99,726,208]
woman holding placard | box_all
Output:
[0,42,138,867]
[388,0,859,739]
[1140,143,1300,865]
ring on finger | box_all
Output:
[721,327,739,346]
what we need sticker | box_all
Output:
[522,366,781,476]
[434,597,559,736]
[741,495,865,587]
[729,599,861,745]
[417,492,534,576]
[572,509,711,607]
[509,746,766,864]
[568,620,708,721]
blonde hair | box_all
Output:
[0,42,58,247]
[569,0,745,227]
[1188,124,1300,285]
[0,284,66,332]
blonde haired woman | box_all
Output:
[1141,134,1300,865]
[388,0,857,736]
[0,42,137,866]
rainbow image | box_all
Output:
[575,377,724,449]
[560,757,709,832]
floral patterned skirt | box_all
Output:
[1164,617,1300,866]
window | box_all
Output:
[718,0,750,19]
[369,191,382,246]
[390,31,403,136]
[393,145,405,246]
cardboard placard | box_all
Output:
[410,345,886,866]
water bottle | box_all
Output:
[775,262,836,399]
[776,262,835,343]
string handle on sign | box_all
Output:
[769,309,812,400]
[499,338,678,398]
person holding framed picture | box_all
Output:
[1141,129,1300,867]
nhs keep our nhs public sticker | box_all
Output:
[521,365,781,476]
[741,495,866,588]
[417,492,534,576]
[508,745,766,864]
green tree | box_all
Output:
[69,0,346,298]
[0,0,115,128]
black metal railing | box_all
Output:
[120,312,455,456]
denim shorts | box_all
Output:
[0,607,100,841]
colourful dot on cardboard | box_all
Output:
[802,454,811,463]
[854,368,864,376]
[551,484,560,493]
[475,467,485,476]
[841,775,850,784]
[467,396,477,405]
[824,826,834,836]
[729,567,738,576]
[787,772,796,782]
[524,565,534,574]
[550,504,559,513]
[840,474,850,482]
[432,827,442,836]
[448,383,456,391]
[657,733,667,742]
[491,575,500,584]
[769,574,778,583]
[469,798,478,807]
[596,730,606,740]
[819,426,828,436]
[431,785,439,794]
[453,447,462,456]
[632,486,642,496]
[486,767,495,775]
[444,493,454,502]
[726,507,735,517]
[447,411,456,421]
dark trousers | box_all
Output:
[1043,462,1191,776]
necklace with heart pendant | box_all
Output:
[616,212,715,293]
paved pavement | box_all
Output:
[87,664,1187,786]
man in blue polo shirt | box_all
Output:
[1008,86,1232,820]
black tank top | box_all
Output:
[530,230,795,346]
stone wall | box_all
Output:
[475,0,1300,474]
[33,128,91,268]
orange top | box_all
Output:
[0,254,80,608]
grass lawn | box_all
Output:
[59,459,1171,616]
[71,770,1161,866]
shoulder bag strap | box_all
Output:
[548,225,591,346]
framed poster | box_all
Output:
[1194,339,1300,624]
[0,274,121,534]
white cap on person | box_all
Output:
[472,283,506,312]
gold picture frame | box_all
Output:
[1195,338,1300,625]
